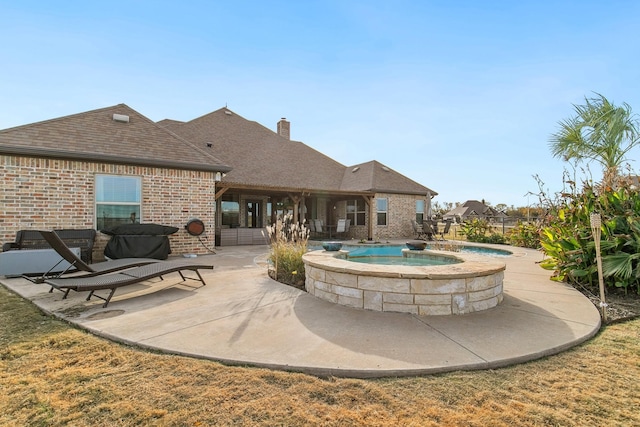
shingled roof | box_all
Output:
[161,108,352,192]
[0,104,230,173]
[444,200,506,219]
[1,103,436,196]
[162,108,436,195]
[340,160,436,195]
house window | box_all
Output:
[96,175,141,230]
[416,200,425,224]
[346,199,366,225]
[221,194,240,227]
[376,198,388,226]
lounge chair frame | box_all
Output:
[421,221,435,241]
[45,260,213,307]
[27,230,159,284]
[437,220,453,240]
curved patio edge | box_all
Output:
[0,244,602,378]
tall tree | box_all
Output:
[549,94,640,189]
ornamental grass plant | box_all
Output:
[266,214,309,288]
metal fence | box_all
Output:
[438,217,527,239]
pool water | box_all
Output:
[436,245,512,257]
[348,255,456,266]
[311,244,512,257]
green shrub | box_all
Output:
[458,218,506,244]
[266,214,309,288]
[508,221,542,249]
[268,240,307,287]
[539,183,640,294]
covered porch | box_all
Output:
[214,183,375,246]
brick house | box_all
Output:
[160,107,437,243]
[0,104,230,260]
[443,200,508,223]
[1,104,437,258]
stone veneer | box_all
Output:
[303,249,506,316]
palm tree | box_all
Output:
[549,93,640,189]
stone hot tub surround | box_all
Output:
[303,249,506,316]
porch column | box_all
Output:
[289,193,301,224]
[364,196,374,240]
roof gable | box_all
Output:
[0,104,229,172]
[341,160,436,195]
[168,108,349,191]
[444,200,507,218]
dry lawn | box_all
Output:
[1,286,639,426]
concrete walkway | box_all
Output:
[0,243,601,378]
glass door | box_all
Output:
[245,200,262,228]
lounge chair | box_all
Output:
[45,259,213,307]
[421,221,435,241]
[438,220,453,240]
[411,219,427,240]
[335,219,347,239]
[26,230,160,284]
[314,219,326,238]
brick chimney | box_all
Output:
[277,118,290,140]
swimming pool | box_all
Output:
[347,255,457,266]
[309,243,512,258]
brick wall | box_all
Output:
[373,193,424,240]
[1,155,216,261]
[321,194,426,241]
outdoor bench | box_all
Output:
[2,229,96,263]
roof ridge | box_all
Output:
[0,103,129,134]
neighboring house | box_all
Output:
[443,200,507,223]
[0,104,437,256]
[160,107,437,243]
[0,104,230,259]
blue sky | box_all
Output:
[2,1,640,208]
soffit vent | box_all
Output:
[113,114,130,123]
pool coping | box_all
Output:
[303,248,507,315]
[303,247,507,279]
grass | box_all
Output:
[1,285,639,426]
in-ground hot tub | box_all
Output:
[302,246,506,316]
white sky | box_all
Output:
[2,0,640,207]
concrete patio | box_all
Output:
[0,243,601,378]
